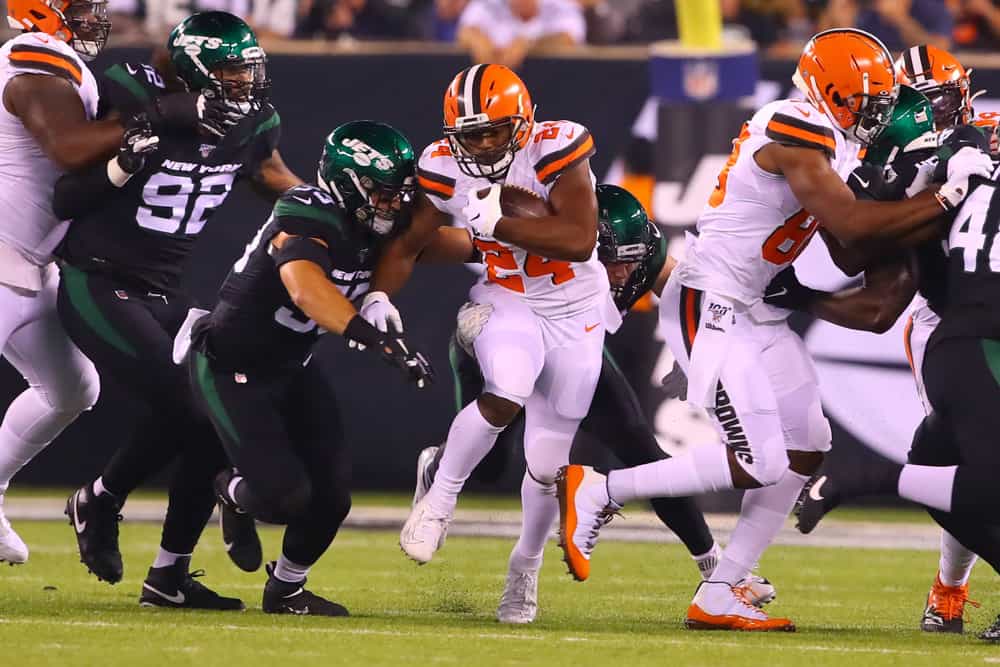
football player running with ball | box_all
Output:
[193,121,433,616]
[0,0,219,562]
[365,64,609,619]
[556,28,993,631]
[412,185,775,621]
[57,12,302,608]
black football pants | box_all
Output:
[56,263,226,555]
[189,351,351,567]
[910,336,1000,573]
[432,335,714,557]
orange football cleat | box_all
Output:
[685,581,796,632]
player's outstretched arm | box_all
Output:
[759,142,947,246]
[276,232,434,387]
[764,255,916,333]
[276,235,358,336]
[416,227,476,264]
[371,193,450,296]
[489,160,597,262]
[250,149,304,200]
[4,74,123,171]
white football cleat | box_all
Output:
[555,465,621,581]
[0,496,28,564]
[399,494,452,564]
[411,446,439,508]
[497,567,539,624]
[685,581,794,631]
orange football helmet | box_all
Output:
[793,28,898,146]
[7,0,110,60]
[895,45,979,129]
[443,63,535,179]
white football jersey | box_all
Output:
[417,119,608,320]
[0,32,98,265]
[676,98,862,314]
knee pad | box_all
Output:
[44,363,100,415]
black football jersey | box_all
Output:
[849,149,949,313]
[57,62,281,294]
[931,158,1000,344]
[613,222,667,316]
[881,148,950,313]
[198,185,379,370]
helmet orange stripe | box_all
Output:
[9,50,81,84]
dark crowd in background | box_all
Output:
[3,0,999,67]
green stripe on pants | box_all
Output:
[982,338,1000,387]
[193,351,241,446]
[60,263,138,358]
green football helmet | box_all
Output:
[597,184,653,264]
[318,121,417,237]
[167,11,268,106]
[865,85,936,166]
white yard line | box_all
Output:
[3,498,943,550]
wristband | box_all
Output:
[107,157,133,188]
[344,314,384,349]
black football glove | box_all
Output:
[377,335,435,389]
[661,360,687,401]
[763,265,818,311]
[344,316,435,389]
[145,91,245,138]
[117,113,159,174]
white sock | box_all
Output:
[898,465,956,512]
[93,476,118,498]
[427,401,505,516]
[939,531,977,587]
[274,555,310,584]
[692,542,721,580]
[607,444,733,504]
[712,468,809,586]
[508,471,556,573]
[152,548,190,568]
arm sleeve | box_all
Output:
[271,235,334,274]
[52,160,119,220]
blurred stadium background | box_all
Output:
[3,0,1000,508]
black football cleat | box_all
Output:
[214,469,262,572]
[981,614,1000,642]
[140,556,244,610]
[794,474,842,535]
[65,483,123,584]
[262,561,349,617]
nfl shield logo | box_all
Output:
[199,144,215,158]
[683,61,720,101]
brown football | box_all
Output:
[500,185,553,218]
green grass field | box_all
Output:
[2,503,999,667]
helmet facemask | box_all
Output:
[207,51,269,113]
[319,166,416,237]
[444,114,529,180]
[61,0,111,60]
[845,81,898,146]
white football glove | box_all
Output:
[937,146,995,210]
[358,290,403,338]
[462,182,503,237]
